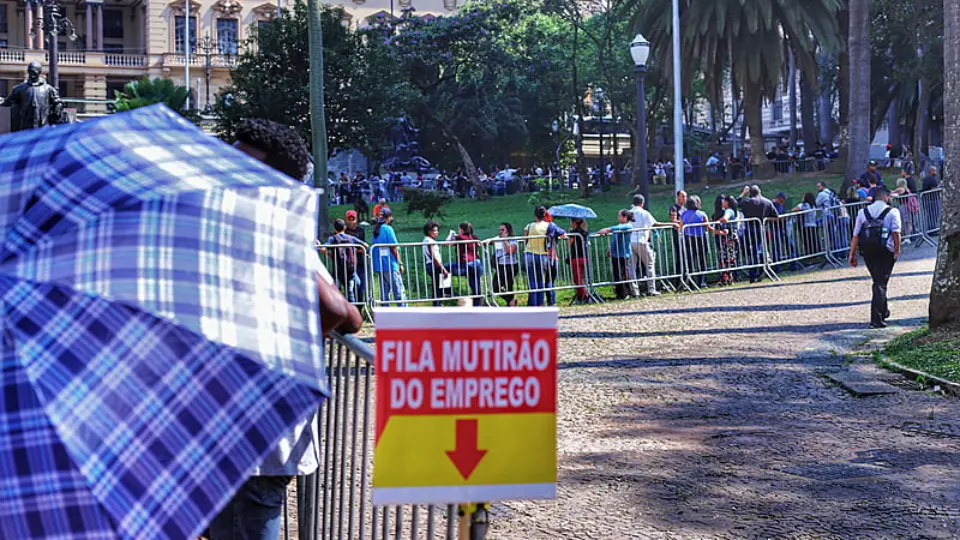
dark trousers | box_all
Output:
[863,250,896,325]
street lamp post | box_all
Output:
[595,86,606,191]
[671,0,684,192]
[196,33,217,112]
[631,33,651,208]
[34,0,77,89]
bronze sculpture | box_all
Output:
[0,62,64,132]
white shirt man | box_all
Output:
[628,194,661,296]
[849,187,902,328]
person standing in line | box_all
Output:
[447,221,485,306]
[343,210,367,303]
[523,206,566,306]
[629,194,665,296]
[679,196,712,289]
[422,220,450,306]
[849,185,902,329]
[737,185,779,283]
[858,160,883,188]
[597,209,637,300]
[567,218,591,303]
[324,218,366,303]
[491,223,520,306]
[371,208,406,306]
[670,191,688,288]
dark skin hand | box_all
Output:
[317,274,363,335]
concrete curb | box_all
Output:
[878,355,960,398]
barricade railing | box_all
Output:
[481,233,585,307]
[586,225,683,298]
[919,188,942,243]
[819,202,860,266]
[679,217,777,290]
[293,331,456,540]
[369,238,486,307]
[888,193,927,246]
[764,207,832,270]
[319,243,372,316]
[315,191,944,315]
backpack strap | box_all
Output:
[877,207,892,220]
[863,207,873,221]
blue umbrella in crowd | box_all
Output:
[547,203,598,219]
[0,106,328,539]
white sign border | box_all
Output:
[372,483,556,506]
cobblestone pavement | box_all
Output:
[493,245,960,540]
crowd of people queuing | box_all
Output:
[318,157,941,327]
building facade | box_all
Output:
[0,0,457,114]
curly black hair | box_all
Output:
[235,119,311,181]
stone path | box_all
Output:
[493,245,960,539]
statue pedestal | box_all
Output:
[0,108,10,135]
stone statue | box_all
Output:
[0,62,64,132]
[383,117,434,173]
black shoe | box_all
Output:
[869,322,888,329]
[883,310,891,320]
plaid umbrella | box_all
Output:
[547,204,598,219]
[0,106,328,539]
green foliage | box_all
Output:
[402,187,454,219]
[114,78,197,121]
[214,3,411,152]
[883,327,960,383]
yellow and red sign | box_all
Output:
[372,308,558,506]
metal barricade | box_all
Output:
[919,188,942,242]
[820,202,863,266]
[888,194,927,247]
[763,207,831,270]
[319,243,373,317]
[482,234,584,306]
[586,225,683,299]
[369,238,486,307]
[291,331,456,540]
[680,217,776,290]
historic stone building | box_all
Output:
[0,0,457,114]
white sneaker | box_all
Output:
[903,239,912,245]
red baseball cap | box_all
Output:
[345,210,358,219]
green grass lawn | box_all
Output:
[331,172,845,243]
[881,327,960,384]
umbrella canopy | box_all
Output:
[0,106,328,539]
[547,203,598,219]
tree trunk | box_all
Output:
[788,49,799,148]
[915,76,932,169]
[887,98,901,157]
[450,133,487,200]
[743,79,775,179]
[844,0,870,182]
[818,51,836,144]
[929,0,960,331]
[801,71,818,150]
[828,10,851,174]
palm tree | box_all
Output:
[928,0,959,330]
[633,0,842,178]
[114,78,192,115]
[844,0,870,182]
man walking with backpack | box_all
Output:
[848,185,902,329]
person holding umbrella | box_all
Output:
[218,118,363,539]
[0,107,349,540]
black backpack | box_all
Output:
[858,207,892,256]
[328,234,358,273]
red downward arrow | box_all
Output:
[446,418,487,480]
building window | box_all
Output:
[257,20,271,32]
[103,43,124,53]
[0,80,8,96]
[772,100,783,124]
[103,9,123,39]
[0,3,8,34]
[175,16,197,53]
[217,18,238,54]
[0,39,7,49]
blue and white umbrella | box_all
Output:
[0,106,328,539]
[547,203,598,219]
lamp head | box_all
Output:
[631,32,650,67]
